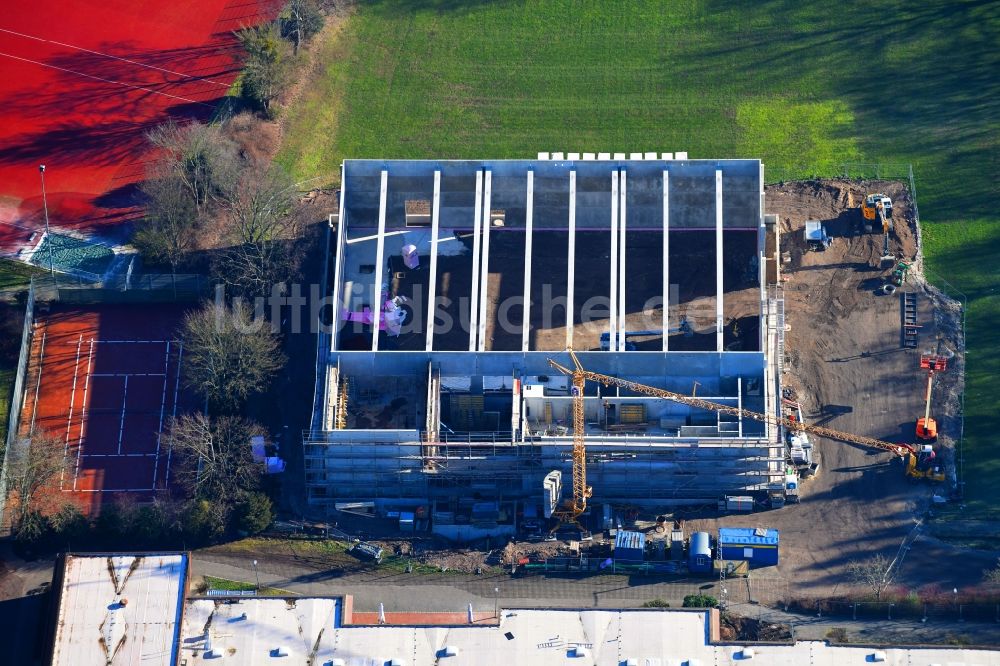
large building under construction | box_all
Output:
[305,155,785,518]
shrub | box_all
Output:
[682,594,719,608]
[826,627,849,643]
[642,598,671,608]
[237,492,274,535]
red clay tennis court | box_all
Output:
[0,0,280,255]
[21,304,198,515]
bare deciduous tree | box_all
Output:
[147,120,237,212]
[846,553,896,601]
[280,0,324,55]
[214,160,298,295]
[134,174,198,273]
[6,430,70,531]
[168,413,264,502]
[181,300,285,412]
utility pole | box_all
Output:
[39,164,54,275]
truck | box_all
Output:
[804,221,831,251]
[784,399,820,478]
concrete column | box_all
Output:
[618,169,627,351]
[425,170,441,351]
[609,169,619,353]
[662,170,669,352]
[477,170,493,352]
[522,170,534,352]
[759,161,767,354]
[716,169,724,353]
[566,170,577,350]
[737,376,743,437]
[371,169,388,352]
[468,170,484,351]
[331,163,348,353]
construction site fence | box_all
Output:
[518,556,687,576]
[786,597,1000,624]
[0,281,36,534]
[30,273,213,304]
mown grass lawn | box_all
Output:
[279,0,1000,514]
[0,259,42,290]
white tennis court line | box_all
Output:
[59,337,179,493]
[27,329,47,436]
[0,27,232,88]
[164,340,183,486]
[151,341,171,486]
[116,375,129,455]
[0,51,214,108]
[71,338,95,492]
[60,335,83,489]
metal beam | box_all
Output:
[618,169,627,351]
[566,170,577,350]
[371,169,388,352]
[759,160,767,354]
[716,168,724,353]
[425,170,441,351]
[468,170,484,351]
[609,169,619,353]
[522,170,534,352]
[331,163,348,353]
[662,170,669,352]
[477,170,493,352]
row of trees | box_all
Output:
[8,417,273,553]
[6,1,326,555]
[237,0,324,114]
[136,121,301,295]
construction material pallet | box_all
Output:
[902,292,918,348]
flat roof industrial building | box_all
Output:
[36,557,1000,665]
[177,601,997,665]
[46,552,189,666]
[306,156,785,514]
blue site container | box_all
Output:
[688,531,712,573]
[717,527,779,567]
[614,530,646,563]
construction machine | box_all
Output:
[890,261,911,287]
[916,353,948,441]
[546,352,945,497]
[861,193,895,264]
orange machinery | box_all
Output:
[916,353,948,440]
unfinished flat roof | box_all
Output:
[51,553,187,666]
[333,157,765,354]
[179,603,999,665]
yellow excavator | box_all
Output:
[861,193,895,264]
[544,350,944,525]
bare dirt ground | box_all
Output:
[693,179,991,596]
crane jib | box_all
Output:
[572,368,913,457]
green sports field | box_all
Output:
[279,0,1000,513]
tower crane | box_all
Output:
[545,351,943,514]
[544,351,592,532]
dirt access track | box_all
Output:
[692,179,994,596]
